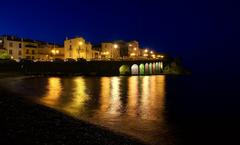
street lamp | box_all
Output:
[51,49,59,59]
[114,44,118,49]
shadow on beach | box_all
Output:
[0,87,146,145]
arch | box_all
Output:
[119,65,130,75]
[160,62,163,72]
[156,62,159,74]
[139,64,145,75]
[149,63,153,74]
[145,63,149,75]
[158,62,161,72]
[131,64,139,75]
[152,63,156,74]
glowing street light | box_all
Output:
[130,53,136,56]
[56,50,59,54]
[79,41,83,46]
[114,44,118,49]
[150,51,153,54]
[144,49,148,53]
[51,49,56,54]
[51,49,59,55]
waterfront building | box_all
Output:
[128,41,140,58]
[0,35,64,61]
[98,40,141,59]
[64,37,100,60]
[99,42,121,59]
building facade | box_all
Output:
[100,42,120,59]
[128,41,140,58]
[0,35,64,61]
[1,35,162,61]
[64,37,100,60]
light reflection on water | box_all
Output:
[12,76,173,145]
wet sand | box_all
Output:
[0,87,146,145]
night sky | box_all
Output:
[1,0,239,73]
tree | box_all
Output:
[0,50,10,59]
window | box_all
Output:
[18,50,22,55]
[9,42,13,47]
[9,50,13,54]
[26,49,29,54]
[19,43,22,48]
[69,45,72,50]
[32,56,35,59]
[32,50,35,54]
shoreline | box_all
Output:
[0,86,147,145]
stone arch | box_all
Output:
[145,63,149,75]
[153,63,156,74]
[156,62,159,74]
[160,62,163,72]
[139,64,145,75]
[131,64,139,75]
[119,65,130,75]
[149,63,153,74]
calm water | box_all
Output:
[2,75,239,145]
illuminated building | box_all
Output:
[94,42,121,59]
[0,35,64,61]
[128,41,140,58]
[64,36,100,60]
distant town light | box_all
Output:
[79,41,83,46]
[114,44,118,49]
[134,47,137,51]
[129,44,132,47]
[51,49,56,54]
[144,49,148,53]
[157,55,164,58]
[150,51,153,54]
[130,53,136,56]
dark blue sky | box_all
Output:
[1,0,239,73]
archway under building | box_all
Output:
[131,64,139,75]
[139,64,145,75]
[119,65,130,75]
[145,63,149,75]
[149,63,153,75]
